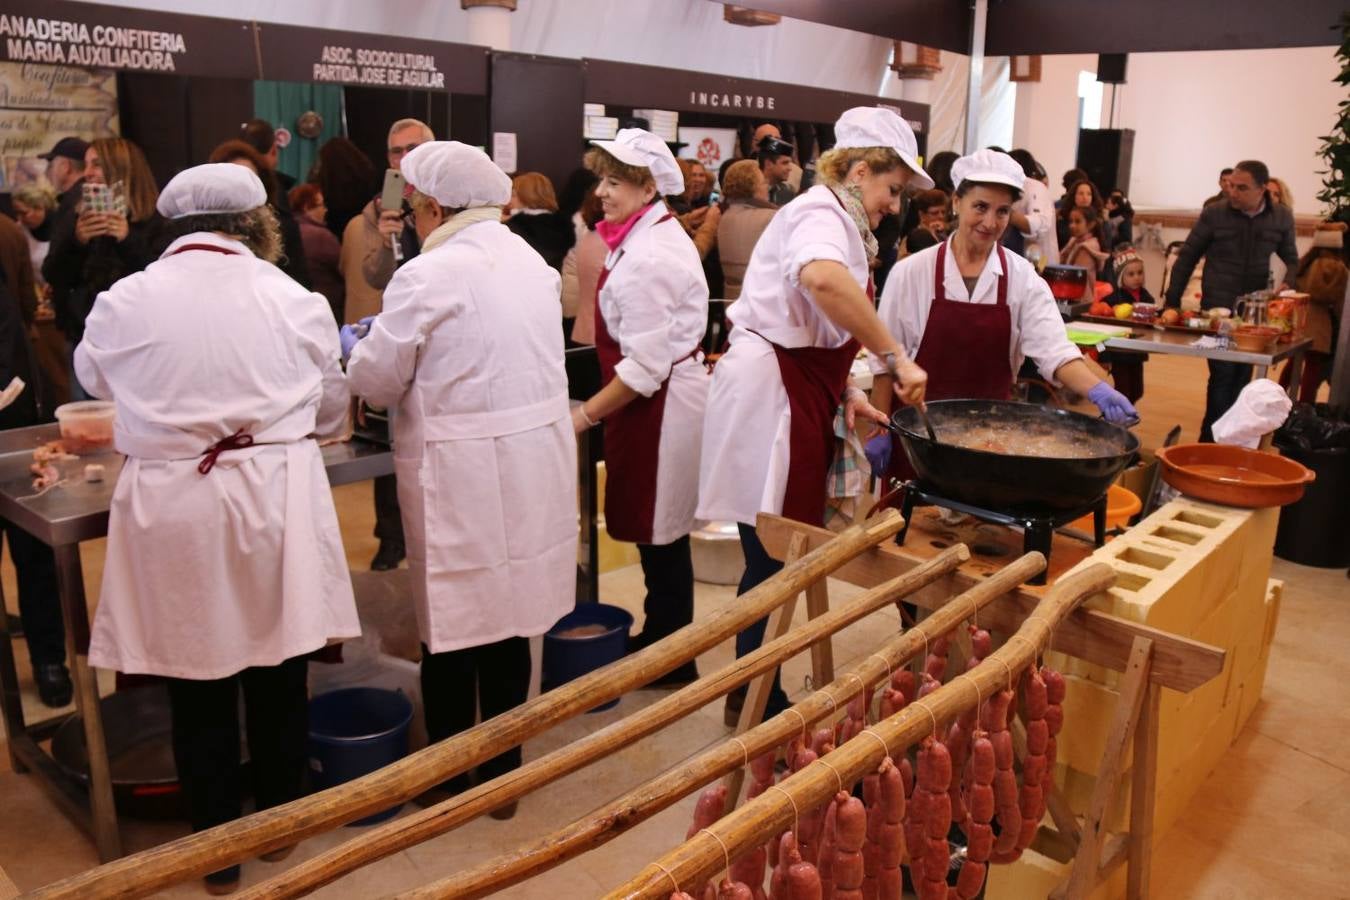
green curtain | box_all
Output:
[252,80,344,184]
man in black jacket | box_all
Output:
[39,137,88,220]
[1165,159,1299,441]
[0,267,69,707]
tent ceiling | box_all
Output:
[712,0,1344,54]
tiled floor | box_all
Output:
[1,353,1346,898]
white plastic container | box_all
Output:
[54,401,116,454]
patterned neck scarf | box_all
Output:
[828,182,879,264]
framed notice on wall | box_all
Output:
[0,62,118,191]
[677,127,738,180]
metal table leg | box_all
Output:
[0,578,28,773]
[1282,347,1306,401]
[575,423,599,605]
[52,543,122,861]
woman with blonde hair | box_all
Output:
[698,107,930,722]
[42,137,164,391]
[1266,177,1293,210]
[572,128,709,685]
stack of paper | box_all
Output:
[634,109,680,142]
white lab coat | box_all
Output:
[347,220,576,654]
[871,237,1082,384]
[698,186,864,526]
[1015,177,1060,266]
[596,202,709,545]
[74,232,359,680]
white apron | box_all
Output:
[698,186,866,526]
[74,233,360,680]
[347,220,577,654]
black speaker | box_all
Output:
[1075,128,1135,196]
[1096,53,1128,84]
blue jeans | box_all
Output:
[731,523,790,717]
[1201,360,1252,443]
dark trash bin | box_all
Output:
[1274,404,1350,568]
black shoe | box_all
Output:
[371,541,406,571]
[34,663,73,708]
[488,800,519,821]
[646,661,699,689]
[204,864,240,895]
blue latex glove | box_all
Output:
[864,432,893,476]
[339,316,378,360]
[1088,381,1138,426]
[339,324,363,360]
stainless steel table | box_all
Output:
[1077,322,1312,399]
[0,425,393,861]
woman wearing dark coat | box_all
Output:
[505,172,575,272]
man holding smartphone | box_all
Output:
[339,118,434,571]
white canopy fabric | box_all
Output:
[82,0,896,98]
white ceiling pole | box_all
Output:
[964,0,988,153]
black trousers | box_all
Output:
[373,474,405,544]
[731,524,790,715]
[1,518,64,667]
[421,636,531,792]
[165,656,309,834]
[1201,360,1253,443]
[633,536,694,649]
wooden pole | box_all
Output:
[236,543,969,900]
[396,551,1049,900]
[604,562,1116,900]
[27,512,908,900]
[1064,636,1154,900]
[1127,684,1161,899]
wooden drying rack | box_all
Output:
[18,510,1224,900]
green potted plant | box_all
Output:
[1315,12,1350,223]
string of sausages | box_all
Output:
[666,617,1067,900]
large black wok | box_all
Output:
[889,400,1139,517]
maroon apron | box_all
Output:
[751,277,871,527]
[593,213,697,545]
[885,241,1014,484]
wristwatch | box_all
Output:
[882,351,901,377]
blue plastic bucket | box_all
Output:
[307,687,414,825]
[542,603,634,712]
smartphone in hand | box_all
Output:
[380,168,407,213]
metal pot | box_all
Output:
[889,400,1139,517]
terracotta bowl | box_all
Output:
[1156,443,1315,508]
[1232,325,1280,353]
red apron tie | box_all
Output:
[198,429,255,475]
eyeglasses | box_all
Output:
[387,142,422,158]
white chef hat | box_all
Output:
[401,141,511,209]
[951,149,1026,194]
[589,128,684,196]
[833,107,934,190]
[156,163,267,219]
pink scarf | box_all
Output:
[595,203,654,251]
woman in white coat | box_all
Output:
[346,142,576,809]
[866,149,1137,483]
[698,108,929,723]
[572,129,709,686]
[74,164,358,894]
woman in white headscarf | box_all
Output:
[697,107,929,723]
[75,163,358,893]
[345,142,576,813]
[572,128,709,686]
